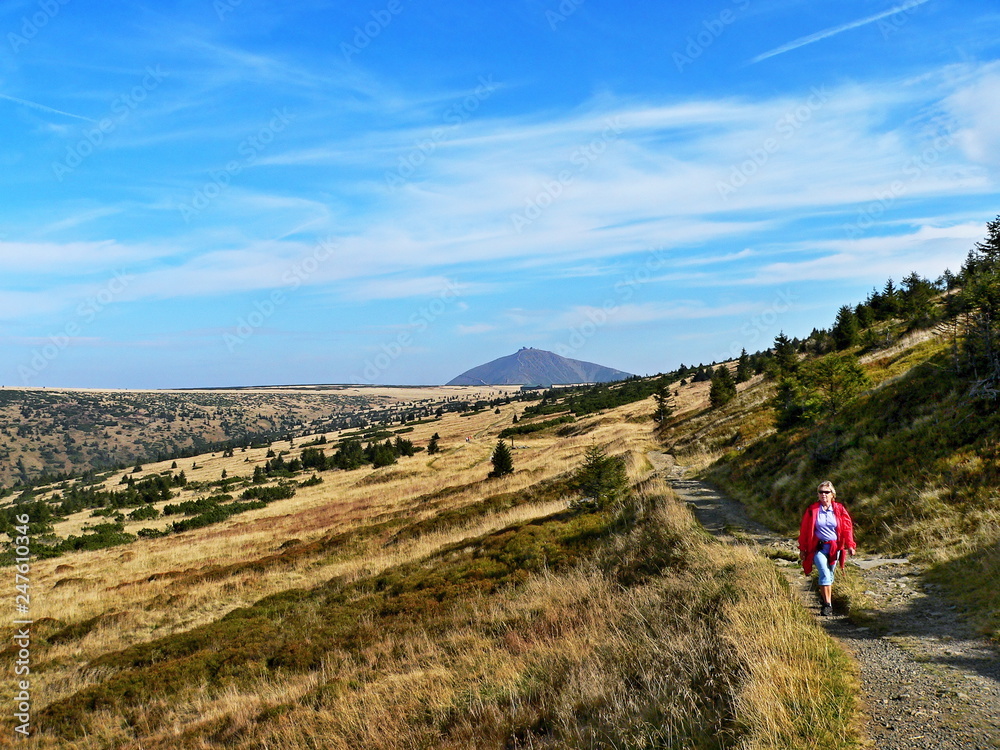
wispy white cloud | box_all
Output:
[0,239,146,275]
[457,323,497,335]
[552,301,759,330]
[0,92,95,122]
[944,67,1000,167]
[742,221,982,285]
[2,63,995,331]
[750,0,934,64]
[347,275,460,301]
[37,207,124,236]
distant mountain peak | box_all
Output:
[446,348,632,386]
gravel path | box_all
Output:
[648,452,1000,749]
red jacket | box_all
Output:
[798,501,856,575]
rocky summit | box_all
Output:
[446,347,633,386]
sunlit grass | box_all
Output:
[0,385,866,748]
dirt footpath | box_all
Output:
[648,452,1000,750]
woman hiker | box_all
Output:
[798,480,856,616]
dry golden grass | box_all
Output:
[27,487,859,749]
[661,373,777,473]
[2,385,864,749]
[6,395,656,716]
[718,546,863,749]
[0,383,521,488]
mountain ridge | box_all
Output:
[446,347,633,386]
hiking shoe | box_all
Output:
[820,604,833,616]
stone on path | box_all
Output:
[852,557,910,570]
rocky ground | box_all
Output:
[648,452,1000,749]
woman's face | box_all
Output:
[818,488,834,509]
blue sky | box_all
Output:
[2,0,999,388]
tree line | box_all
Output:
[703,215,1000,423]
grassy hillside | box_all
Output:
[661,329,1000,641]
[6,221,999,746]
[0,392,863,748]
[0,385,514,489]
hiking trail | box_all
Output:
[647,451,1000,750]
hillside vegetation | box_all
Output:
[5,217,999,747]
[0,385,516,489]
[700,336,1000,640]
[669,218,1000,641]
[0,390,862,748]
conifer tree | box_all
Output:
[880,278,899,317]
[958,216,1000,397]
[772,331,799,376]
[488,439,514,478]
[653,384,674,422]
[735,348,753,383]
[854,302,874,329]
[709,365,737,407]
[832,305,859,350]
[973,215,1000,268]
[573,445,629,509]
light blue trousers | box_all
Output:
[814,543,835,586]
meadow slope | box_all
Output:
[1,386,863,749]
[682,333,1000,641]
[0,385,511,488]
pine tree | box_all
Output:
[832,305,859,350]
[773,353,872,428]
[427,433,440,455]
[899,271,936,322]
[653,384,673,422]
[735,348,752,383]
[488,439,514,478]
[772,331,798,376]
[854,302,874,330]
[973,215,1000,269]
[370,439,397,468]
[573,445,629,509]
[880,278,899,317]
[709,365,737,407]
[958,217,1000,397]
